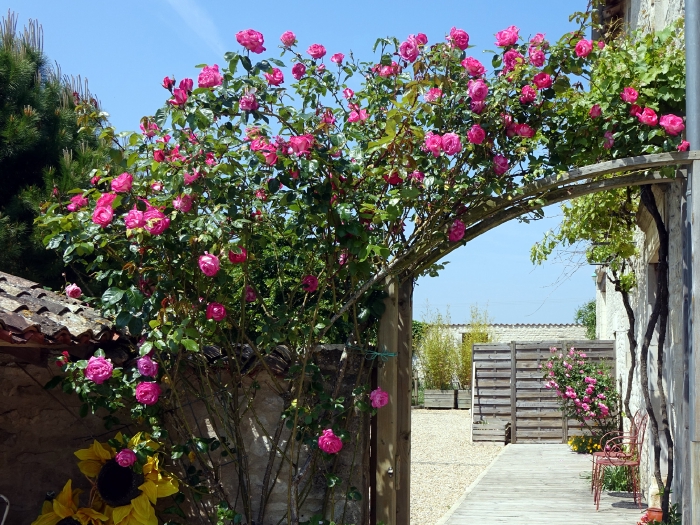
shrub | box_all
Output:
[416,308,457,390]
[567,435,601,454]
[456,305,491,388]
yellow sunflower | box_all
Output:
[31,480,108,525]
[139,455,179,503]
[74,440,115,477]
[111,493,157,525]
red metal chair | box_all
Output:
[592,411,648,510]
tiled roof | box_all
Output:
[0,271,124,365]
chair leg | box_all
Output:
[594,464,604,510]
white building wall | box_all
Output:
[445,324,588,345]
[627,0,685,31]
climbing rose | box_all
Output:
[236,29,265,53]
[111,173,133,193]
[638,107,658,126]
[240,93,258,112]
[162,76,174,90]
[301,275,319,293]
[399,36,419,62]
[603,131,615,149]
[173,194,193,212]
[495,25,519,46]
[533,72,552,89]
[415,33,428,45]
[468,79,488,101]
[520,85,536,104]
[679,140,691,152]
[264,68,284,86]
[229,246,248,263]
[370,387,390,408]
[85,356,113,384]
[347,109,368,122]
[66,283,82,298]
[206,302,227,321]
[343,88,354,99]
[92,206,113,228]
[516,123,535,138]
[153,149,166,162]
[292,63,306,80]
[245,285,257,302]
[199,253,220,277]
[331,53,344,64]
[67,194,88,211]
[307,44,326,59]
[493,154,509,175]
[137,355,158,377]
[448,27,469,50]
[289,134,314,156]
[462,57,485,76]
[424,132,443,157]
[125,207,146,229]
[169,88,187,106]
[659,114,685,135]
[529,48,546,67]
[318,429,343,454]
[502,49,524,72]
[384,172,402,185]
[143,207,170,235]
[135,382,161,405]
[629,104,642,117]
[115,449,137,468]
[467,124,486,144]
[96,193,117,208]
[441,133,462,155]
[589,104,602,118]
[424,88,443,102]
[198,64,223,88]
[280,31,296,47]
[448,219,465,242]
[620,87,638,103]
[575,39,593,58]
[179,78,193,92]
[409,170,425,183]
[471,101,485,114]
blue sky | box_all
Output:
[17,0,595,324]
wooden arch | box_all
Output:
[373,150,700,525]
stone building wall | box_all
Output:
[627,0,685,31]
[445,323,589,345]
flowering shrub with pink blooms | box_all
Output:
[543,346,620,436]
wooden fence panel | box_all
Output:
[471,341,615,444]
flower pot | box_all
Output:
[457,388,472,409]
[646,508,663,522]
[423,389,456,408]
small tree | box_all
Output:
[416,308,457,390]
[456,305,492,389]
[574,299,597,339]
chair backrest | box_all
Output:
[632,411,649,456]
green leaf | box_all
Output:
[182,339,199,352]
[102,287,125,305]
[44,376,63,390]
[241,56,252,71]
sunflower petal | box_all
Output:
[77,460,103,478]
[138,480,158,505]
[155,477,179,499]
[30,513,60,525]
[111,504,132,525]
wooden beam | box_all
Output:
[510,341,517,444]
[375,278,398,525]
[396,278,413,525]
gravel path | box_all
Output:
[410,409,502,525]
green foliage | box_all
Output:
[574,299,597,340]
[600,465,633,492]
[416,307,457,390]
[567,434,601,454]
[456,305,492,388]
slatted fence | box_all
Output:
[471,341,615,443]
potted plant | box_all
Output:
[456,305,492,409]
[416,308,457,408]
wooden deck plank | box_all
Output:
[438,444,644,525]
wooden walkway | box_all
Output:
[438,444,645,525]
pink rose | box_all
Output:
[179,78,193,92]
[659,114,685,135]
[530,33,546,45]
[240,93,259,112]
[198,64,223,88]
[151,181,164,191]
[520,85,536,104]
[574,39,593,58]
[261,144,278,165]
[533,72,553,89]
[115,449,137,467]
[589,104,601,118]
[467,124,486,144]
[620,87,638,103]
[343,88,354,99]
[471,101,485,114]
[135,381,161,405]
[384,172,402,185]
[162,76,174,90]
[629,104,642,117]
[516,123,535,138]
[604,131,615,149]
[236,29,265,53]
[67,194,88,212]
[468,79,488,101]
[495,25,519,47]
[409,170,425,183]
[137,355,158,377]
[206,302,227,321]
[292,63,306,80]
[280,31,296,47]
[424,87,443,102]
[503,49,524,72]
[347,109,369,122]
[370,387,389,408]
[143,206,170,235]
[111,172,133,193]
[245,285,257,302]
[637,107,658,126]
[448,27,469,50]
[307,44,326,59]
[140,121,158,137]
[173,194,194,212]
[461,57,485,77]
[199,252,220,277]
[399,36,420,62]
[678,140,690,152]
[153,149,166,162]
[229,247,247,263]
[301,275,319,293]
[316,63,326,74]
[169,88,187,106]
[331,53,344,64]
[96,193,117,208]
[423,132,443,157]
[318,429,343,454]
[125,207,145,229]
[441,133,462,155]
[66,283,82,298]
[598,40,605,49]
[415,33,428,45]
[529,48,545,67]
[264,68,284,86]
[289,134,314,156]
[92,206,113,228]
[448,219,465,242]
[493,154,509,175]
[184,171,200,185]
[85,356,113,384]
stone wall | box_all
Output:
[445,323,589,345]
[627,0,685,31]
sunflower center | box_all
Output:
[56,519,81,525]
[96,459,144,507]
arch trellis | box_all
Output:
[372,150,699,525]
